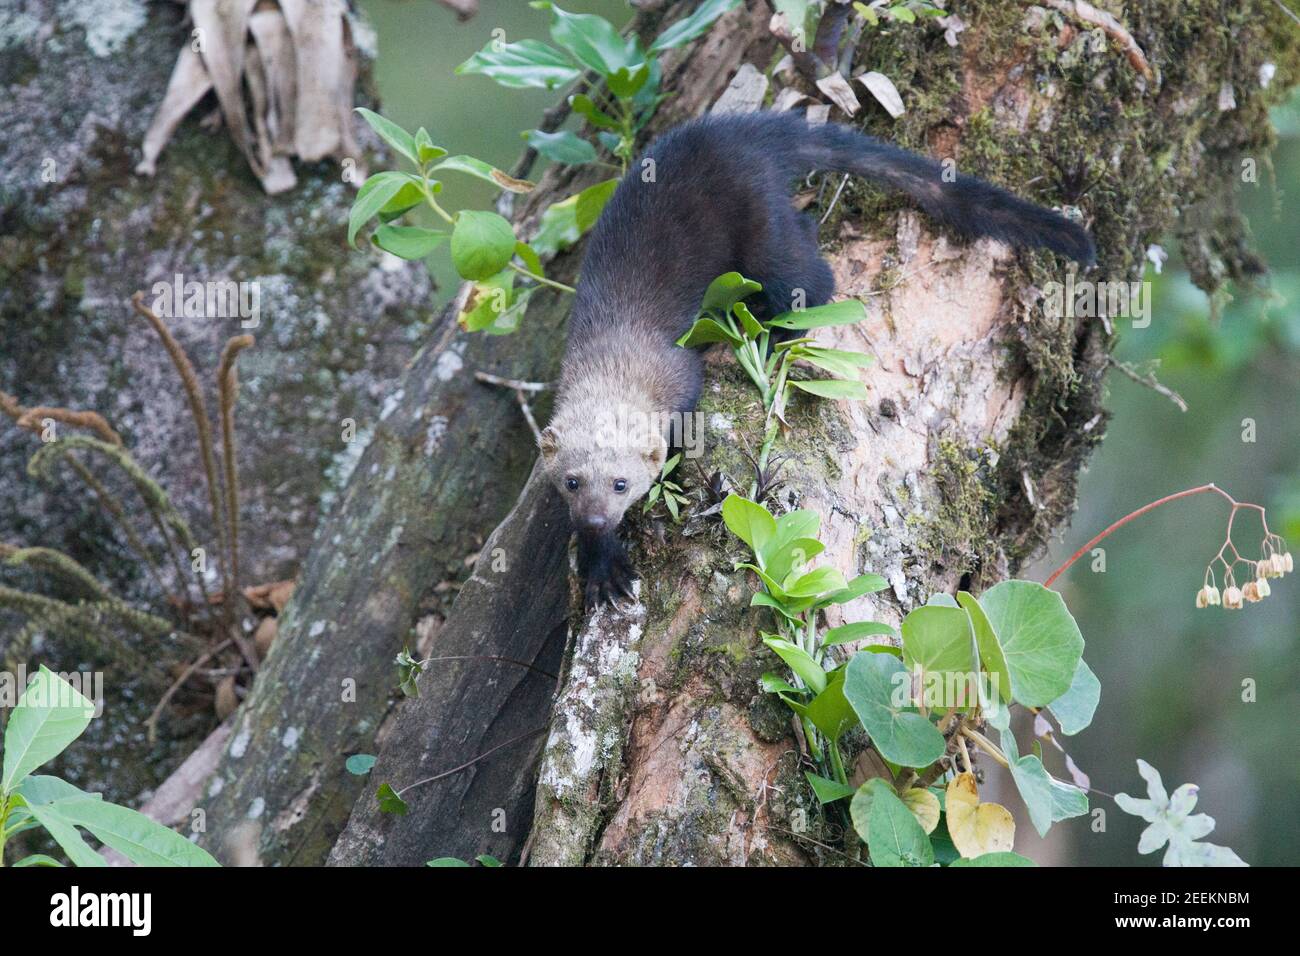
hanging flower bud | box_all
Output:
[1196,588,1210,609]
[1284,552,1294,573]
[1255,576,1271,598]
[1242,581,1261,603]
[1223,586,1244,609]
[1206,585,1220,605]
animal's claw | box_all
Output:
[577,530,638,609]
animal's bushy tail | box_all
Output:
[797,119,1095,265]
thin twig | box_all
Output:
[1041,0,1154,80]
[1273,0,1300,25]
[820,173,851,225]
[418,654,558,682]
[473,371,550,393]
[1106,355,1187,412]
[145,638,234,744]
[475,371,548,443]
[396,726,549,797]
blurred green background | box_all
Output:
[358,0,1298,865]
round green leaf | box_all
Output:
[978,580,1084,707]
[451,210,517,280]
[843,652,945,768]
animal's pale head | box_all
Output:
[540,415,667,533]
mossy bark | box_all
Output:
[523,0,1300,865]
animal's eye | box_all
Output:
[613,479,628,493]
[565,477,580,492]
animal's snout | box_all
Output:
[581,514,609,531]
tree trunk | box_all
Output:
[337,0,1297,866]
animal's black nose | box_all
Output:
[583,515,608,530]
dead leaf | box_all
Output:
[946,772,1015,858]
[253,615,278,658]
[900,787,941,834]
[214,675,239,720]
[855,71,906,118]
[137,0,362,195]
[816,72,861,117]
[243,579,295,614]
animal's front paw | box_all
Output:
[577,530,638,608]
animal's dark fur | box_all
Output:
[552,110,1095,605]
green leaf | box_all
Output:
[700,272,763,316]
[901,604,974,686]
[763,536,824,585]
[1050,777,1089,823]
[17,801,105,867]
[805,771,855,804]
[514,241,544,279]
[760,672,803,695]
[530,178,617,256]
[458,269,516,333]
[606,63,650,98]
[354,108,417,166]
[783,565,848,598]
[676,317,742,348]
[863,779,934,866]
[802,670,857,742]
[456,38,582,90]
[30,796,220,866]
[569,93,622,131]
[523,128,598,165]
[949,852,1036,867]
[761,634,826,694]
[476,854,504,867]
[768,299,867,329]
[427,857,471,866]
[2,666,95,793]
[737,564,790,602]
[413,127,446,164]
[13,854,64,867]
[733,302,763,339]
[430,155,534,193]
[345,754,377,776]
[372,224,447,260]
[978,580,1084,707]
[793,345,874,380]
[826,572,889,604]
[955,591,1012,704]
[721,493,776,554]
[451,210,517,281]
[377,783,409,815]
[348,171,419,248]
[532,2,642,76]
[843,652,945,768]
[789,378,869,400]
[998,728,1055,838]
[1046,658,1100,735]
[823,620,896,646]
[575,177,618,232]
[649,0,742,52]
[377,179,427,222]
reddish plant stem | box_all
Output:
[1044,484,1234,588]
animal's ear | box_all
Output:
[642,432,668,474]
[539,425,561,462]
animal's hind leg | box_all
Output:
[749,210,834,323]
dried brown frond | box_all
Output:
[131,292,230,604]
[217,334,254,591]
[15,406,123,446]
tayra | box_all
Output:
[538,110,1094,606]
